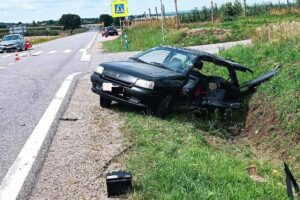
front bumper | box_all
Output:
[91,73,164,108]
[0,46,18,52]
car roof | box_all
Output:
[4,34,21,37]
[156,46,253,73]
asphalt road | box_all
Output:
[0,31,102,181]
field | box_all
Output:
[103,14,300,52]
[25,36,60,45]
[117,33,299,199]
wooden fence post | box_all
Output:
[174,0,179,29]
[211,1,214,22]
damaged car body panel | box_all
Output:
[91,46,279,117]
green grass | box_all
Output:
[124,114,286,200]
[103,13,300,52]
[120,35,300,199]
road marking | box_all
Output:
[63,49,72,54]
[0,67,6,70]
[32,51,43,56]
[81,53,91,62]
[0,72,82,200]
[2,54,12,58]
[86,33,97,50]
[18,53,26,57]
[48,50,57,54]
[8,63,15,66]
[79,49,86,53]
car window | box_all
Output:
[165,52,194,73]
[138,49,170,63]
[3,35,19,41]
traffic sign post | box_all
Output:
[111,0,129,49]
[9,25,27,35]
[111,0,128,18]
[124,32,128,50]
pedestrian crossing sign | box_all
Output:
[111,0,128,18]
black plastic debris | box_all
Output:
[106,171,133,197]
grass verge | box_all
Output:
[120,35,300,199]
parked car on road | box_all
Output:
[91,46,279,117]
[0,34,26,53]
[101,26,118,37]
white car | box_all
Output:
[0,34,26,53]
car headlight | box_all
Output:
[95,66,104,74]
[135,79,155,90]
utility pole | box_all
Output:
[155,7,159,19]
[211,1,214,22]
[149,8,152,19]
[243,0,247,17]
[162,4,166,21]
[160,0,165,43]
[174,0,179,29]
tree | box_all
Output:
[32,20,37,26]
[59,14,81,34]
[233,0,243,16]
[99,14,113,27]
[296,0,300,7]
[220,1,242,21]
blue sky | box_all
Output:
[0,0,288,23]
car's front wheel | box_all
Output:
[100,96,112,108]
[155,95,173,118]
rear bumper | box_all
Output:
[91,73,164,108]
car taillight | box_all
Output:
[194,86,204,97]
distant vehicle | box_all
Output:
[102,26,118,37]
[0,34,26,53]
[91,46,279,118]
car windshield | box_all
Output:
[3,35,19,41]
[134,48,197,73]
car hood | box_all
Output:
[0,40,19,46]
[101,60,185,80]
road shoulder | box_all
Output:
[30,75,128,199]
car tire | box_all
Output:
[155,95,173,118]
[100,96,112,108]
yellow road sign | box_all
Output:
[111,0,128,18]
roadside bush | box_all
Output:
[220,1,243,21]
[252,21,300,43]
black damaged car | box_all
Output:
[91,46,278,117]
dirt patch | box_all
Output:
[30,75,129,200]
[186,28,230,41]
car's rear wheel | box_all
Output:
[100,96,112,108]
[155,95,173,118]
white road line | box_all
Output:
[0,67,6,70]
[81,53,91,62]
[86,33,97,50]
[79,49,86,53]
[0,72,82,200]
[31,51,43,56]
[48,50,57,54]
[63,49,72,54]
[2,54,12,58]
[8,63,15,66]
